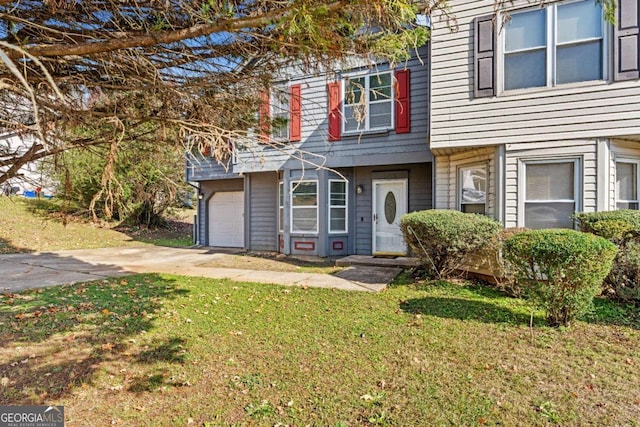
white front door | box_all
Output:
[208,191,244,247]
[372,180,408,255]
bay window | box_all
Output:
[291,181,318,233]
[329,180,348,233]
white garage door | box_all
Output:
[208,191,244,247]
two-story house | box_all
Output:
[430,0,640,229]
[187,45,432,257]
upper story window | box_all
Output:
[259,84,302,143]
[271,88,289,141]
[343,72,394,133]
[504,0,605,91]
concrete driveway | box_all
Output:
[0,246,399,292]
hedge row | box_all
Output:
[400,210,619,327]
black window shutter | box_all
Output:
[614,0,640,81]
[474,14,496,98]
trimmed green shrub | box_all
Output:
[475,227,530,297]
[575,210,640,238]
[575,210,640,304]
[400,209,501,279]
[504,229,617,327]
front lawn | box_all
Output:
[0,197,193,253]
[1,276,638,426]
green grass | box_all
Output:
[1,276,638,426]
[0,197,193,253]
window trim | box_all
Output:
[328,179,348,234]
[342,71,395,135]
[457,163,488,215]
[615,158,640,210]
[499,0,608,93]
[290,180,318,235]
[518,157,582,229]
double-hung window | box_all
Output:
[271,88,289,141]
[291,181,318,233]
[616,160,640,210]
[459,165,487,214]
[344,72,393,133]
[504,0,605,91]
[522,160,579,229]
[329,180,348,233]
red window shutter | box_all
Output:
[259,90,270,142]
[395,69,410,134]
[327,81,341,142]
[289,84,302,142]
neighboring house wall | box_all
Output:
[430,0,640,228]
[430,0,640,151]
[0,132,55,195]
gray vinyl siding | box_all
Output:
[247,172,278,251]
[503,140,598,228]
[188,45,431,180]
[434,146,496,216]
[430,0,640,151]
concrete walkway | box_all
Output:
[0,246,401,293]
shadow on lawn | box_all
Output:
[0,274,190,404]
[0,237,32,254]
[400,295,540,325]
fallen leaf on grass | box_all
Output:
[0,377,9,387]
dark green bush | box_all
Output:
[400,209,501,279]
[504,229,617,327]
[575,210,640,238]
[477,227,530,297]
[575,210,640,304]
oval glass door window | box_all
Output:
[384,191,397,224]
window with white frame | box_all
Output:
[272,88,289,141]
[504,0,605,91]
[278,181,284,232]
[329,180,348,233]
[344,72,393,133]
[459,165,487,214]
[616,160,640,210]
[291,180,318,233]
[523,160,579,229]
